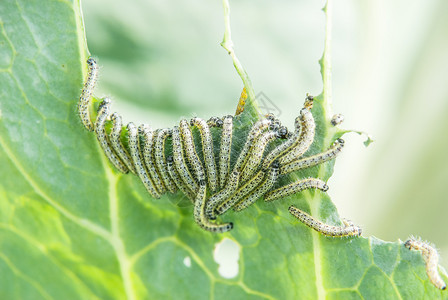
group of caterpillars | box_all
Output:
[78,58,446,290]
[78,57,359,236]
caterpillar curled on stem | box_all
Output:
[239,130,279,184]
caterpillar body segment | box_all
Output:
[94,98,129,174]
[280,139,345,175]
[262,103,305,169]
[214,170,266,216]
[171,126,199,194]
[127,122,161,199]
[190,117,219,192]
[140,125,166,194]
[233,161,280,211]
[205,171,240,220]
[264,178,329,202]
[166,156,195,202]
[194,182,233,233]
[179,119,206,183]
[110,113,136,174]
[154,128,177,193]
[232,118,271,174]
[218,115,233,189]
[206,116,224,128]
[279,96,315,165]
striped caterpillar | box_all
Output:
[78,57,361,235]
[288,206,361,237]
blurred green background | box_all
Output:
[82,0,448,262]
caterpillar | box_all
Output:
[78,57,358,236]
[140,124,167,194]
[288,206,362,237]
[239,130,280,183]
[127,123,161,199]
[154,128,177,193]
[218,115,233,189]
[278,96,316,165]
[78,57,98,131]
[279,139,345,175]
[211,169,266,217]
[110,113,137,174]
[233,161,280,211]
[171,126,198,194]
[166,155,195,202]
[405,238,447,290]
[94,98,129,174]
[191,117,219,192]
[264,178,329,202]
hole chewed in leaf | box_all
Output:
[213,238,240,279]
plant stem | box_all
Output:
[319,0,333,112]
[221,0,256,103]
